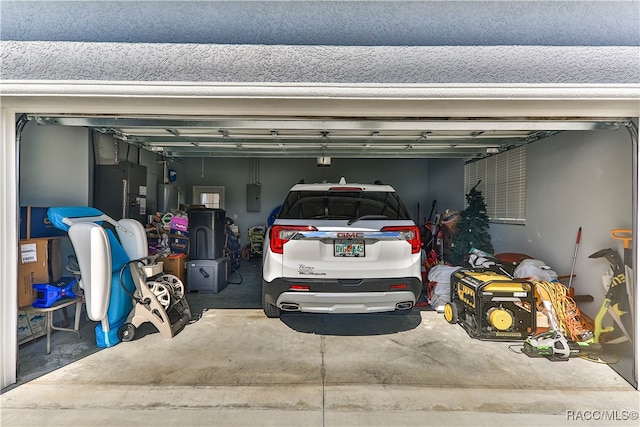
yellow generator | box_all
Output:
[444,268,536,340]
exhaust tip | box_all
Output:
[395,302,413,310]
[280,303,301,311]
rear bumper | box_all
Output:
[277,291,417,313]
[263,277,422,314]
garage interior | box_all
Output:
[2,1,640,424]
[4,78,640,427]
[7,102,640,395]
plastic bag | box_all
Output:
[513,259,558,282]
[426,265,460,311]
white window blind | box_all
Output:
[200,192,221,209]
[464,145,526,225]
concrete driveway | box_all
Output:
[2,304,638,426]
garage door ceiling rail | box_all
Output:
[29,115,625,159]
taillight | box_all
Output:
[328,187,363,191]
[269,225,318,254]
[381,225,421,254]
[289,285,310,291]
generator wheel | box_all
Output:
[444,302,459,324]
[118,323,137,342]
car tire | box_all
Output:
[262,290,281,318]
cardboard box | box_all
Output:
[18,238,62,307]
[26,310,46,339]
[159,254,187,283]
[20,207,67,240]
[17,310,33,344]
[169,233,189,255]
[17,309,48,345]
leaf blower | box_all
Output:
[523,330,603,361]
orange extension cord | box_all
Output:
[535,281,593,342]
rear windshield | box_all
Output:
[278,190,411,220]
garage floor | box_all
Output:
[2,260,639,426]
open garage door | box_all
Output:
[2,85,639,392]
[3,85,637,392]
[24,114,628,160]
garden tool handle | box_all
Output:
[567,227,582,292]
[593,298,615,343]
[610,229,632,249]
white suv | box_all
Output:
[262,178,422,318]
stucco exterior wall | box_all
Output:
[2,42,639,84]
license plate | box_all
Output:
[334,239,365,257]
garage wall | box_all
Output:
[425,158,466,216]
[18,123,454,245]
[490,127,633,317]
[182,157,435,243]
[19,121,91,206]
[20,127,163,217]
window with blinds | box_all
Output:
[464,145,526,225]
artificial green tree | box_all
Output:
[449,181,494,266]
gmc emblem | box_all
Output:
[337,232,364,238]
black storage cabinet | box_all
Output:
[188,208,225,260]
